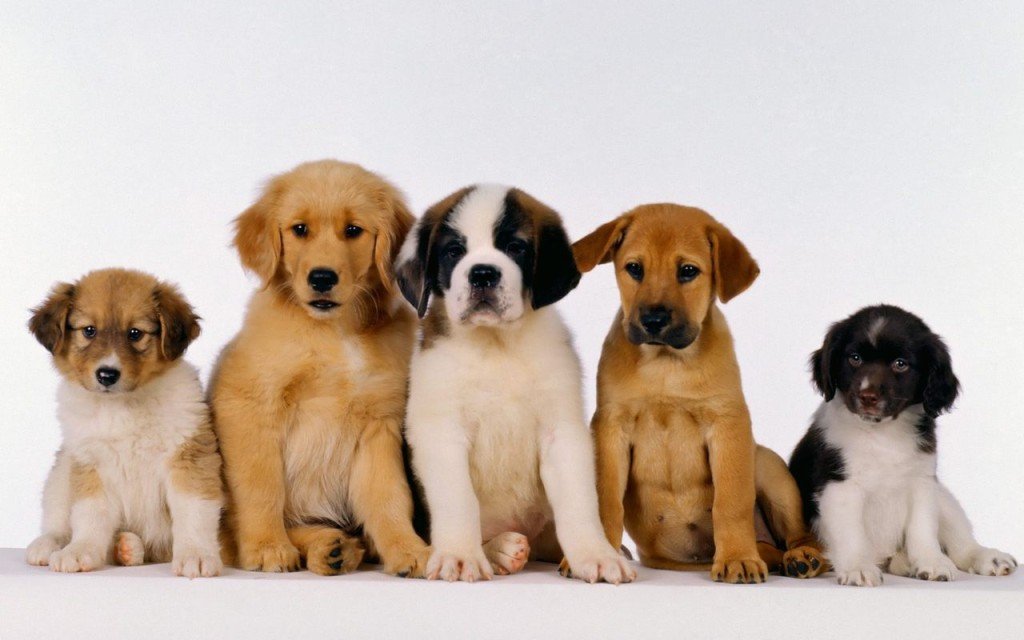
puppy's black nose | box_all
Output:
[640,307,671,335]
[469,264,501,289]
[308,268,339,293]
[96,367,121,387]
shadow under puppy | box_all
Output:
[574,204,825,583]
[397,185,635,583]
[790,304,1017,586]
[210,160,430,576]
[26,268,222,577]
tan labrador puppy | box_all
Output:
[210,160,429,576]
[574,204,825,583]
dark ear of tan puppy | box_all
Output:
[373,190,415,295]
[233,183,284,284]
[154,283,201,361]
[29,283,76,353]
[708,220,759,303]
[572,214,632,273]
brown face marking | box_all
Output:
[31,268,200,393]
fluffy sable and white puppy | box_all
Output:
[397,185,635,584]
[26,269,223,577]
[790,304,1016,586]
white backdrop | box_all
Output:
[1,2,1021,554]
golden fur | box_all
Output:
[210,160,429,576]
[574,204,825,583]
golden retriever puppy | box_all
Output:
[210,160,429,576]
[574,204,825,583]
[26,269,222,577]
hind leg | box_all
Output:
[287,525,365,576]
[755,445,826,578]
[115,532,145,566]
[484,532,530,575]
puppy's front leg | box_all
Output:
[216,404,299,572]
[349,416,430,578]
[817,481,882,586]
[542,415,635,584]
[705,411,766,583]
[592,406,631,551]
[167,426,224,578]
[409,414,492,582]
[48,463,117,573]
[27,451,72,566]
[905,478,957,581]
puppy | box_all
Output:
[210,160,430,576]
[790,304,1017,586]
[397,185,635,584]
[26,269,222,577]
[574,204,825,583]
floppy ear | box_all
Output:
[233,183,283,284]
[374,190,416,295]
[572,215,631,273]
[153,283,201,361]
[811,320,848,401]
[922,334,960,417]
[395,187,472,318]
[29,282,75,353]
[532,216,581,309]
[708,220,759,303]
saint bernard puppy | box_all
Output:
[396,185,636,584]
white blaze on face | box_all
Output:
[445,185,526,326]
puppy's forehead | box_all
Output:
[71,270,159,325]
[448,184,514,249]
[622,205,715,262]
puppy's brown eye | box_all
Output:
[892,358,909,373]
[82,326,97,339]
[344,225,363,239]
[625,262,644,282]
[848,353,862,367]
[506,239,528,257]
[292,223,308,238]
[127,328,143,342]
[444,244,465,260]
[678,264,700,283]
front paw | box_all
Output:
[26,535,64,566]
[836,564,884,587]
[239,540,301,573]
[425,546,493,582]
[561,545,636,584]
[962,548,1017,577]
[711,553,768,584]
[911,554,958,582]
[381,542,430,578]
[49,544,105,573]
[173,548,223,578]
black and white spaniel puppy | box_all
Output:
[790,304,1016,586]
[396,185,635,584]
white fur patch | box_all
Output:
[445,184,525,326]
[813,397,1016,585]
[28,361,222,575]
[866,317,887,345]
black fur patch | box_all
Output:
[788,424,847,527]
[914,414,938,455]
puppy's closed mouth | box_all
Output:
[308,300,340,311]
